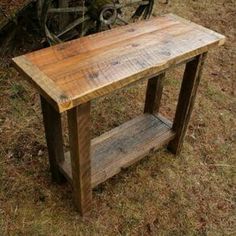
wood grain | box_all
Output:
[40,95,65,183]
[12,56,72,111]
[59,114,175,188]
[12,14,225,112]
[168,53,207,155]
[144,73,165,114]
[67,102,92,215]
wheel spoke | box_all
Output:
[57,15,90,37]
[143,0,154,19]
[80,20,94,36]
[41,0,153,44]
[45,26,62,44]
[115,0,149,9]
[131,5,146,20]
[116,16,129,25]
[48,7,87,13]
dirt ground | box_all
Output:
[0,0,235,235]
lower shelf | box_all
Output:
[59,113,175,188]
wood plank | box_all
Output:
[12,14,225,112]
[144,73,165,114]
[12,56,71,111]
[168,53,207,155]
[168,14,226,47]
[59,114,175,188]
[40,95,65,183]
[67,102,92,215]
[24,16,179,67]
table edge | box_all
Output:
[12,14,226,113]
[12,55,72,112]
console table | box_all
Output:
[12,14,225,215]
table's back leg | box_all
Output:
[168,53,208,155]
[144,72,165,114]
[67,102,92,215]
[40,95,65,183]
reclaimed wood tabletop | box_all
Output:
[12,14,225,112]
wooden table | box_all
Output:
[12,14,225,215]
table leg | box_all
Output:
[144,73,165,114]
[67,102,92,215]
[168,53,207,155]
[40,95,65,183]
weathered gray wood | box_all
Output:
[59,114,175,188]
[144,73,165,114]
[67,102,92,215]
[168,53,208,155]
[40,95,65,183]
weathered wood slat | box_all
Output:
[25,16,179,67]
[67,102,92,215]
[168,53,207,154]
[40,95,65,183]
[144,73,165,114]
[13,56,67,109]
[59,114,175,187]
[12,14,225,113]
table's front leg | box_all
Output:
[168,53,208,155]
[67,102,92,215]
[40,95,65,183]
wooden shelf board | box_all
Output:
[59,114,175,188]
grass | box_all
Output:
[0,0,236,235]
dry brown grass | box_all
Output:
[0,0,235,235]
